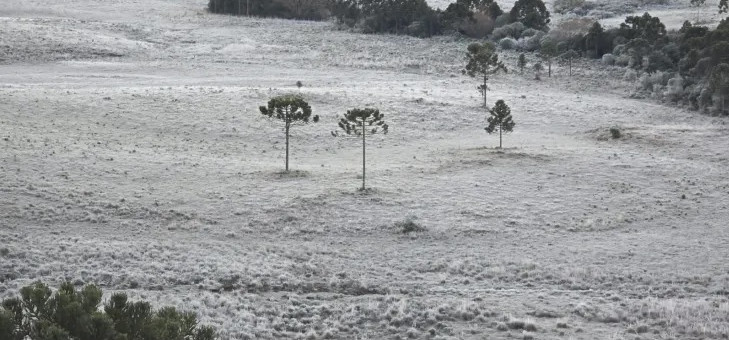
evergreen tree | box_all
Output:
[485,100,515,148]
[333,108,388,190]
[1,282,216,340]
[710,63,729,113]
[463,42,507,107]
[259,95,319,172]
[586,22,604,58]
[517,53,527,74]
[720,0,727,13]
[533,62,544,80]
[509,0,550,30]
[540,39,558,77]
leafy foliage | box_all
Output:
[509,0,550,30]
[485,100,515,148]
[463,42,507,107]
[517,53,527,74]
[334,108,388,190]
[539,39,558,77]
[207,0,330,20]
[710,63,729,113]
[0,282,216,340]
[332,0,443,37]
[442,0,502,37]
[260,95,319,172]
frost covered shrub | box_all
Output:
[492,22,525,40]
[639,72,669,92]
[520,28,541,38]
[665,76,684,101]
[499,37,518,50]
[615,54,631,67]
[0,282,217,340]
[612,44,625,56]
[610,127,621,139]
[623,69,638,81]
[395,217,426,234]
[460,12,496,38]
[517,31,545,51]
[494,13,512,28]
[602,53,615,65]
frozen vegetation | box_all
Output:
[1,0,729,339]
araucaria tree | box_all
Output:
[334,108,388,190]
[485,99,515,148]
[259,95,319,172]
[463,42,507,107]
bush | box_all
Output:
[609,127,621,139]
[0,282,217,340]
[492,21,525,40]
[499,37,518,49]
[520,28,542,38]
[395,217,426,234]
[460,12,495,38]
[493,13,512,28]
[208,0,330,20]
[518,31,545,51]
[602,53,616,65]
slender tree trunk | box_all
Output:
[247,0,250,16]
[483,75,488,107]
[285,122,290,172]
[362,122,366,190]
[499,126,502,148]
[569,58,572,77]
[548,59,552,77]
[238,0,241,15]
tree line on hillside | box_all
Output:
[525,14,729,114]
[207,0,552,38]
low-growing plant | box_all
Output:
[610,126,622,139]
[0,282,216,340]
[499,37,518,49]
[395,217,426,234]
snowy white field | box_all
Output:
[2,0,729,339]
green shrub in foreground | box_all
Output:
[0,282,216,340]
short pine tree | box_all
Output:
[333,108,388,191]
[517,53,527,74]
[485,99,515,148]
[259,95,319,172]
[463,42,507,107]
[533,62,544,80]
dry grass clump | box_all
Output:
[394,217,426,234]
[632,298,729,338]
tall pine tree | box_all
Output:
[333,108,388,190]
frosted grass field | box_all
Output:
[1,0,729,338]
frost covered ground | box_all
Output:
[2,0,729,339]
